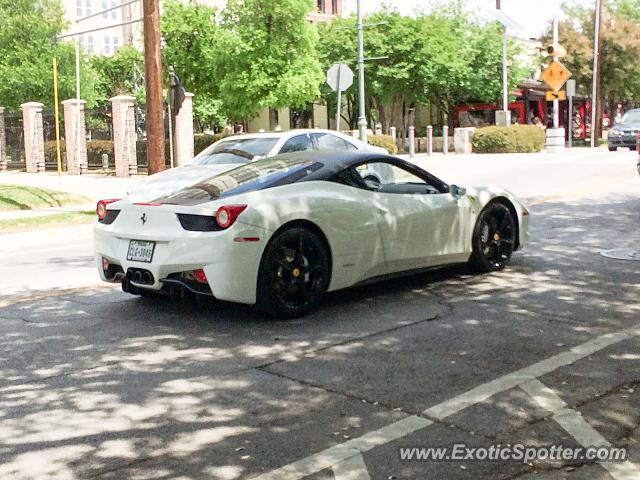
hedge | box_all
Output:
[44,140,114,166]
[472,125,545,153]
[368,134,398,154]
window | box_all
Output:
[85,0,92,16]
[334,161,446,195]
[312,133,356,151]
[158,158,324,205]
[104,36,111,55]
[331,0,338,14]
[192,138,279,166]
[113,36,120,52]
[111,0,117,19]
[102,0,107,17]
[316,0,325,13]
[76,0,82,17]
[86,35,94,53]
[280,134,313,154]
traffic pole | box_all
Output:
[356,0,367,143]
[142,0,165,174]
[335,66,342,132]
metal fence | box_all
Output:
[4,112,25,171]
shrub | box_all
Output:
[368,134,398,154]
[194,132,232,155]
[44,140,65,164]
[472,125,545,153]
[87,140,114,165]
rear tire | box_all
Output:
[608,146,618,152]
[256,227,330,319]
[469,202,516,273]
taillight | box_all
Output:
[96,198,120,220]
[215,205,247,229]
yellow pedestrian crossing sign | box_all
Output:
[541,60,572,93]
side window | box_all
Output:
[280,134,313,154]
[313,133,356,151]
[355,162,442,195]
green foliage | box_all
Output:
[91,46,145,107]
[367,134,398,154]
[161,0,227,127]
[162,0,322,125]
[553,1,640,101]
[316,8,529,132]
[472,125,545,153]
[0,0,97,111]
[194,132,232,155]
[44,139,115,165]
[217,0,323,120]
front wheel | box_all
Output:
[256,227,330,318]
[469,203,516,273]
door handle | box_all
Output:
[376,207,388,215]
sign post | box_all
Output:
[541,34,572,153]
[327,63,354,132]
[566,79,576,150]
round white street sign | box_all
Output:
[327,63,354,92]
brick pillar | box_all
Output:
[0,107,6,171]
[62,99,88,175]
[174,92,194,167]
[21,102,46,173]
[110,95,137,177]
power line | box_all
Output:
[57,18,143,40]
[75,0,140,23]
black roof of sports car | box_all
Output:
[155,151,446,205]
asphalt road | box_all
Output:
[1,149,639,479]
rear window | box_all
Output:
[191,138,279,166]
[157,157,323,205]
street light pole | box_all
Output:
[590,0,602,148]
[356,0,367,143]
[142,0,165,174]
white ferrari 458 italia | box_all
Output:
[94,151,529,318]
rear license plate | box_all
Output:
[127,240,155,263]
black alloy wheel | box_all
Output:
[257,227,330,318]
[469,202,516,272]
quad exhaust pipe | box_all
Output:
[127,268,154,285]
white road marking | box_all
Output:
[332,453,370,480]
[251,416,431,480]
[250,323,640,479]
[521,379,640,480]
[423,326,637,420]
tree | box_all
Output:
[551,2,640,121]
[91,46,145,108]
[161,0,226,128]
[317,8,529,135]
[0,0,97,111]
[216,0,323,121]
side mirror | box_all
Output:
[450,184,467,197]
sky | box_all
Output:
[343,0,594,38]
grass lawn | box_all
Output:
[0,211,95,234]
[0,184,90,211]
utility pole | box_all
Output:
[356,0,367,143]
[591,0,604,147]
[552,16,559,129]
[142,0,165,174]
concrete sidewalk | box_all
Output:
[0,204,95,221]
[0,171,138,203]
